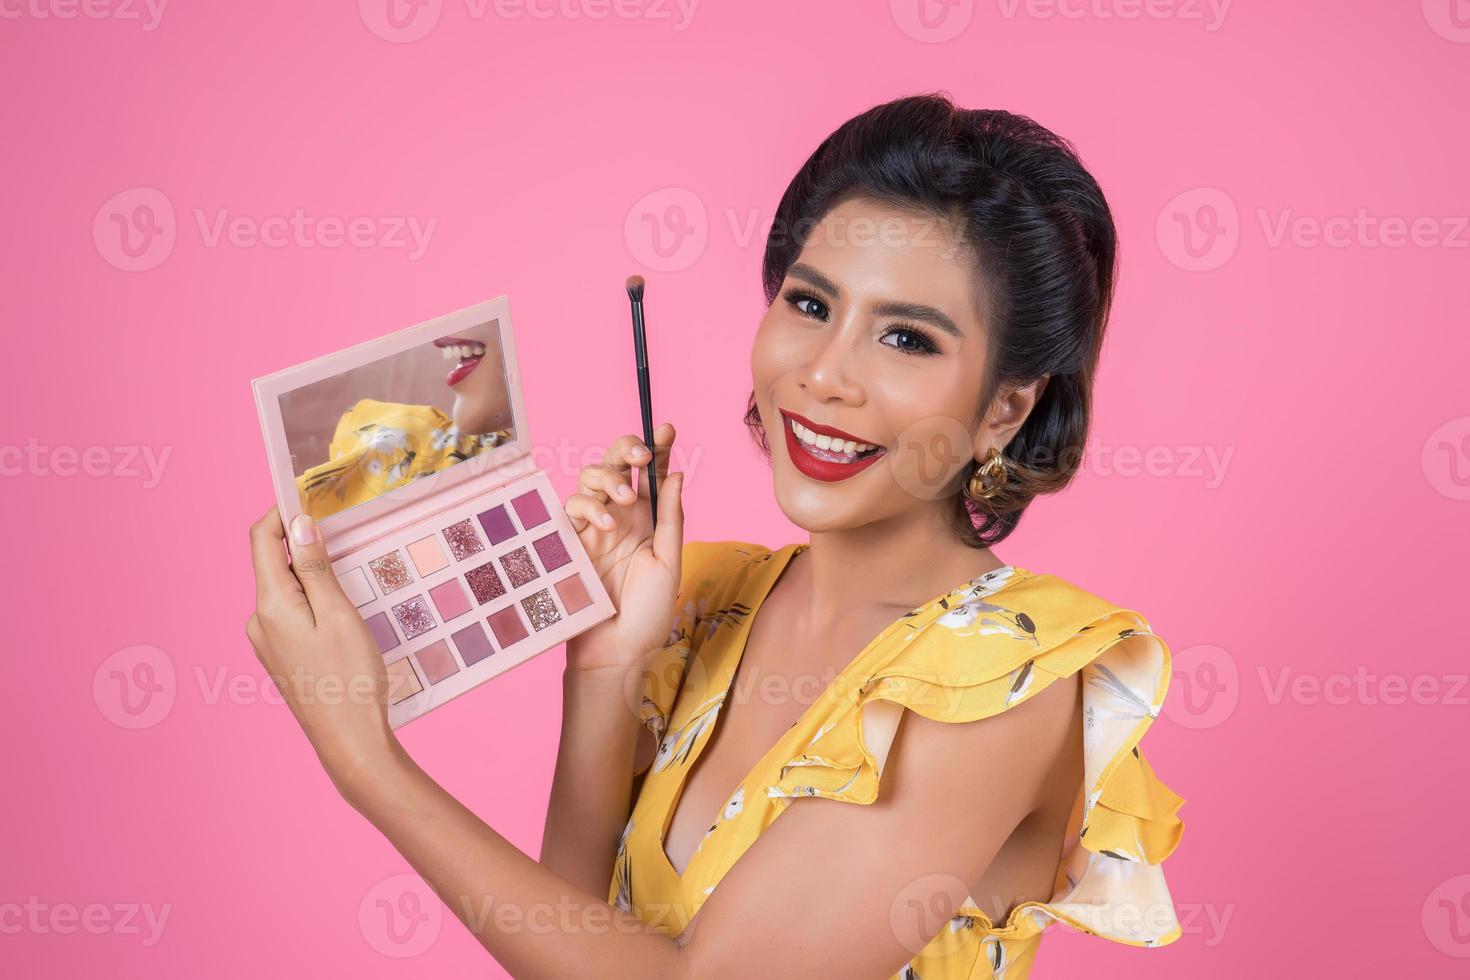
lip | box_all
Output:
[779,408,887,483]
[436,336,485,388]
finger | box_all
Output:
[637,422,677,499]
[600,433,653,471]
[565,492,617,534]
[251,507,303,608]
[579,463,638,506]
[284,513,352,622]
[651,471,685,570]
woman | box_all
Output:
[247,93,1186,978]
[295,330,515,520]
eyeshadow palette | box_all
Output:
[252,297,615,728]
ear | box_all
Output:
[970,374,1050,461]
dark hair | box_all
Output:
[744,92,1117,549]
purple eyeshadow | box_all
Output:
[465,562,507,604]
[451,621,495,666]
[512,489,550,528]
[364,612,400,654]
[477,505,516,545]
[532,531,571,572]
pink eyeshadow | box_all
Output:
[554,574,592,614]
[465,562,506,604]
[392,595,435,640]
[532,531,571,571]
[442,518,484,561]
[415,641,460,684]
[500,546,539,587]
[429,579,471,621]
[512,489,550,528]
[487,606,528,647]
[369,551,413,594]
[407,535,448,577]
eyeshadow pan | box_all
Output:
[477,505,516,545]
[339,566,376,608]
[451,621,495,666]
[521,589,562,631]
[465,562,507,604]
[392,595,435,640]
[500,546,539,588]
[385,658,422,705]
[429,578,471,622]
[415,640,460,684]
[554,574,593,614]
[369,551,413,594]
[407,535,448,577]
[532,531,572,572]
[488,606,529,647]
[512,489,550,529]
[365,612,400,654]
[443,518,485,561]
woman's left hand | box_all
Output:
[247,507,400,799]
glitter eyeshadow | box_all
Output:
[392,595,435,640]
[369,551,413,594]
[465,561,507,604]
[521,589,562,631]
[443,518,484,562]
[500,546,539,588]
[533,531,571,572]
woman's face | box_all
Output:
[436,327,513,435]
[750,196,1038,536]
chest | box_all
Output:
[657,596,902,875]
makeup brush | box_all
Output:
[625,275,658,528]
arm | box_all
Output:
[246,498,1081,977]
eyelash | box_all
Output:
[782,289,941,357]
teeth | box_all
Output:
[442,343,485,361]
[788,418,878,457]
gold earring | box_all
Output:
[966,447,1009,500]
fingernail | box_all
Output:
[617,484,634,499]
[290,514,318,546]
[600,513,615,529]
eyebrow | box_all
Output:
[787,262,964,338]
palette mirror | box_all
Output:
[277,321,516,522]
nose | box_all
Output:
[796,324,865,405]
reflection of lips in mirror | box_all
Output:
[435,336,486,388]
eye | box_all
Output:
[783,289,830,322]
[880,325,940,356]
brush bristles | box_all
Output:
[625,275,645,302]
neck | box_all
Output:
[794,503,1007,622]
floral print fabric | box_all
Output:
[294,398,511,521]
[609,540,1186,979]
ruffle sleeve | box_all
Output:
[763,569,1187,951]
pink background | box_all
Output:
[4,1,1468,976]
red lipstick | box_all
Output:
[779,409,887,483]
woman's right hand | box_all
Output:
[562,422,684,674]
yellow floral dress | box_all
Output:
[610,540,1186,979]
[295,399,512,520]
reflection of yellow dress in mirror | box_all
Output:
[295,399,512,521]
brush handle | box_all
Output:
[630,301,658,528]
